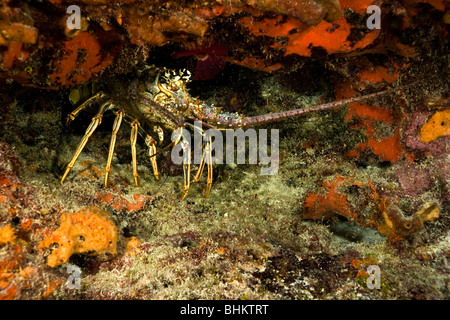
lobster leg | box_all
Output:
[137,125,161,181]
[121,116,161,182]
[104,109,124,187]
[204,135,213,197]
[154,125,164,145]
[193,142,206,183]
[61,102,110,184]
[145,135,160,181]
[130,119,140,186]
[65,92,104,126]
[193,135,213,197]
[179,134,191,200]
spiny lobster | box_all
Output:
[61,65,412,199]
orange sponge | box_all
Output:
[40,207,117,267]
[420,110,450,143]
[0,225,15,245]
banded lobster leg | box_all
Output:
[127,119,160,186]
[170,128,192,200]
[192,134,213,197]
[145,135,160,181]
[63,103,161,187]
[125,117,161,185]
[181,138,191,200]
[130,119,140,186]
[61,101,112,184]
[104,109,123,187]
[65,92,105,126]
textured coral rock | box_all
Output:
[301,174,442,240]
[40,207,117,267]
[395,162,432,196]
[217,0,339,25]
[1,0,448,87]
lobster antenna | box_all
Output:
[240,81,419,128]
